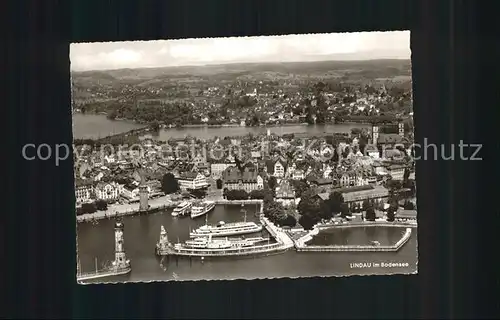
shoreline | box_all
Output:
[73,112,374,128]
[76,197,264,223]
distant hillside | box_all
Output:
[71,59,412,94]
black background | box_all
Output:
[4,0,497,318]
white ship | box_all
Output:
[190,221,263,238]
[181,235,269,249]
[172,201,192,217]
[190,201,216,219]
[190,205,262,237]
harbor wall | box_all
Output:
[260,216,295,248]
[76,202,174,223]
[76,266,131,282]
[216,199,264,213]
[77,199,264,223]
[295,228,412,252]
[260,216,278,239]
[158,242,289,257]
[315,221,417,230]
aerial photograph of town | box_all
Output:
[71,31,417,284]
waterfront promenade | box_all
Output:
[76,196,176,222]
[76,197,264,223]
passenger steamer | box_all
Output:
[181,235,269,249]
[171,201,192,217]
[190,209,262,238]
[190,200,216,219]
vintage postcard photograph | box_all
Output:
[72,31,417,284]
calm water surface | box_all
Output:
[72,114,146,139]
[72,114,371,140]
[308,227,407,246]
[77,205,418,283]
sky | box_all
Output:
[70,31,410,71]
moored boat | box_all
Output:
[190,201,216,219]
[190,205,262,237]
[172,201,192,217]
[183,235,269,249]
[190,221,263,238]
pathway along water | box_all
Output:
[72,114,371,140]
[77,205,418,282]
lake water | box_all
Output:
[72,114,146,139]
[76,205,418,283]
[72,114,371,140]
[308,226,407,246]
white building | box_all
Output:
[339,172,368,188]
[271,160,287,178]
[323,164,333,179]
[94,182,123,201]
[177,172,209,190]
[121,184,152,200]
[386,164,407,180]
[222,167,264,192]
[292,169,305,180]
[75,183,94,203]
[210,161,236,179]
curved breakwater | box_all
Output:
[316,221,417,230]
[295,227,412,252]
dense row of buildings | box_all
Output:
[74,123,415,210]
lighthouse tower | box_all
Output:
[156,225,169,255]
[139,184,149,211]
[112,221,130,270]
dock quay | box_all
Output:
[77,266,131,282]
[294,228,412,252]
[215,199,264,214]
[156,214,294,258]
[76,199,264,223]
[76,202,175,223]
[314,220,417,230]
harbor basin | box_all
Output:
[307,226,408,246]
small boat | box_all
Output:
[190,201,216,219]
[172,201,192,217]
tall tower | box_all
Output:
[398,122,405,137]
[112,221,130,269]
[372,125,379,146]
[139,184,149,211]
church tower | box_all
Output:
[372,125,379,146]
